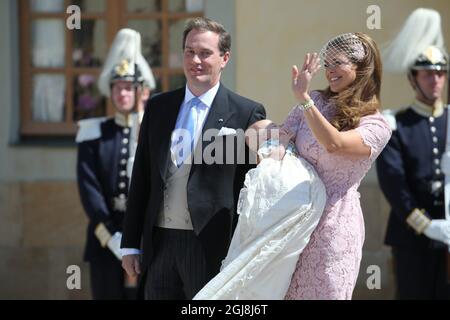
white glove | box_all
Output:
[423,220,450,246]
[440,151,450,175]
[107,232,123,261]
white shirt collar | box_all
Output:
[184,82,220,108]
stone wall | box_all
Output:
[0,181,91,299]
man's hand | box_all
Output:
[122,254,141,277]
[423,219,450,246]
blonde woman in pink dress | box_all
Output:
[282,33,392,299]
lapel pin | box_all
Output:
[218,118,224,123]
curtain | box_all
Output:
[31,0,66,122]
[30,0,65,12]
[33,75,66,123]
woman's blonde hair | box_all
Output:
[321,32,382,131]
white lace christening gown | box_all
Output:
[193,144,326,300]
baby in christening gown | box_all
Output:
[193,120,327,300]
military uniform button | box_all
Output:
[429,117,435,123]
[121,148,127,154]
[433,148,439,155]
[433,137,438,144]
[436,169,441,175]
[119,182,126,189]
[123,138,129,144]
[123,128,130,134]
[120,170,127,177]
[120,159,127,165]
[431,127,436,133]
[119,194,126,199]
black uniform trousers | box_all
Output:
[392,246,450,299]
[89,254,138,300]
[89,254,125,300]
[145,227,209,300]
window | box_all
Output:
[19,0,204,137]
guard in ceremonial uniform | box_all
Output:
[376,8,450,299]
[76,28,156,300]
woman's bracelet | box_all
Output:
[297,98,314,111]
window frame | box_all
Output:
[19,0,203,137]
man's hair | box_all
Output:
[182,17,231,56]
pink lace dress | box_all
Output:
[283,91,391,299]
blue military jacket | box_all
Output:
[77,116,133,261]
[377,103,448,249]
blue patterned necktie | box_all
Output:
[174,97,201,167]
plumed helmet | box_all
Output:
[98,28,156,97]
[383,8,448,74]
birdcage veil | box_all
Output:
[382,8,446,73]
[319,33,366,67]
[98,28,156,97]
